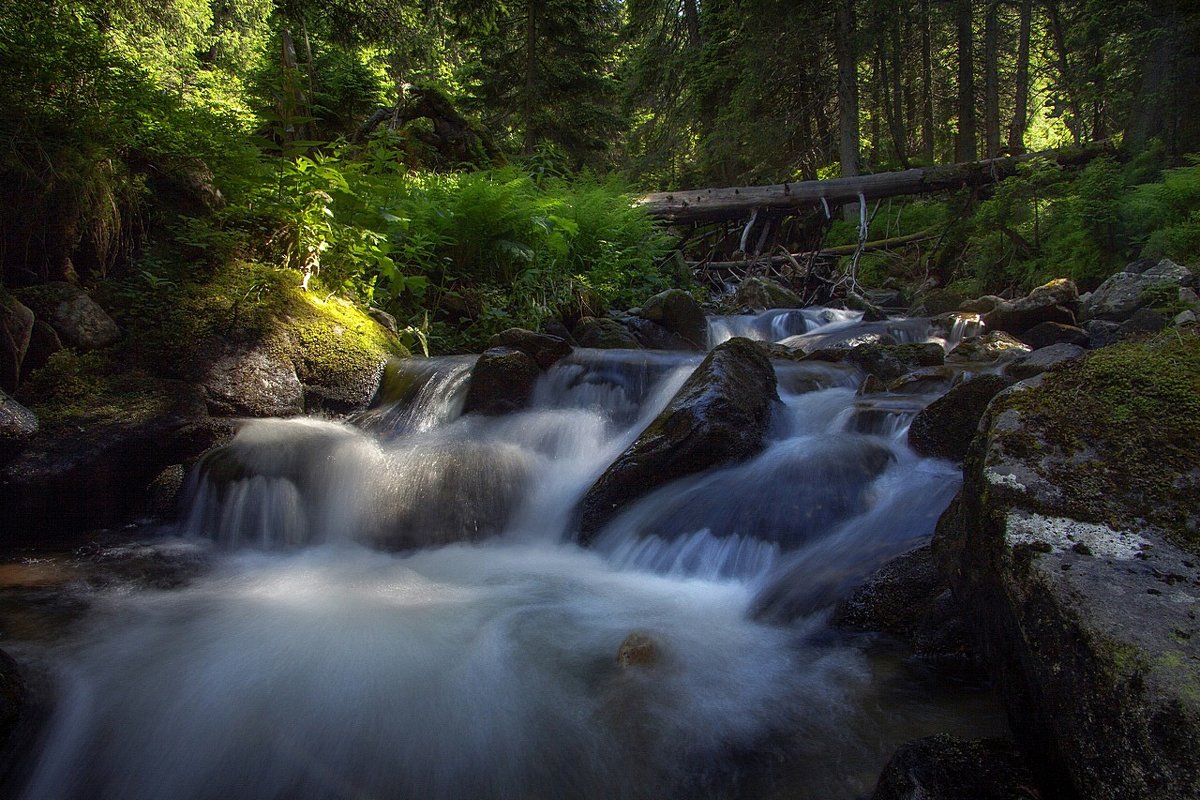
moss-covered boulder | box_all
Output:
[572,316,642,349]
[907,373,1010,462]
[639,288,707,349]
[1082,259,1195,323]
[933,330,1200,799]
[732,276,803,310]
[461,346,541,416]
[577,337,778,543]
[488,328,572,370]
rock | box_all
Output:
[1083,258,1196,322]
[982,278,1078,335]
[622,317,698,351]
[1116,306,1168,338]
[572,316,642,349]
[19,283,120,351]
[813,342,944,384]
[857,374,887,395]
[639,289,707,349]
[488,328,572,369]
[886,366,957,395]
[541,318,578,345]
[947,331,1030,365]
[864,288,907,310]
[147,464,186,518]
[21,321,62,374]
[202,345,304,418]
[1083,319,1122,349]
[960,294,1005,313]
[832,545,944,638]
[845,292,888,322]
[0,390,38,453]
[1019,321,1089,350]
[1004,342,1086,381]
[616,632,660,669]
[732,277,804,310]
[462,347,541,416]
[933,331,1200,799]
[367,308,398,333]
[0,649,27,753]
[1176,310,1197,326]
[0,295,34,392]
[871,735,1040,800]
[907,374,1009,462]
[577,337,778,543]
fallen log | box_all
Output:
[638,142,1113,224]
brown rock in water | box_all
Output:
[462,346,541,416]
[616,632,660,669]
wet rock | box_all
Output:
[858,374,887,395]
[864,287,907,310]
[541,318,578,345]
[639,289,707,349]
[21,321,62,374]
[18,283,120,351]
[845,342,945,384]
[0,649,27,753]
[907,373,1009,462]
[1019,321,1089,350]
[833,545,943,638]
[871,735,1040,800]
[616,632,660,669]
[578,337,778,544]
[845,292,888,322]
[1004,342,1086,381]
[203,345,304,418]
[462,347,541,416]
[886,366,957,395]
[960,294,1005,313]
[0,295,34,392]
[982,278,1078,335]
[933,331,1200,799]
[488,328,572,369]
[147,464,186,518]
[573,316,642,349]
[1083,319,1121,349]
[947,331,1030,365]
[0,390,38,453]
[1116,306,1168,338]
[622,317,698,351]
[1082,258,1195,322]
[733,277,803,310]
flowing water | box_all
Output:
[7,308,1005,800]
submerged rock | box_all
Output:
[934,330,1200,799]
[616,632,661,669]
[871,735,1040,800]
[577,337,778,544]
[907,374,1009,462]
[462,346,541,416]
[639,289,707,349]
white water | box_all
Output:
[17,308,1000,800]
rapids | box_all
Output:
[8,308,1005,800]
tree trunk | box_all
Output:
[1008,0,1032,153]
[636,143,1113,224]
[683,0,701,48]
[921,0,936,162]
[890,14,908,166]
[836,0,860,179]
[956,0,976,163]
[984,1,1001,157]
[522,2,538,155]
[1044,0,1082,145]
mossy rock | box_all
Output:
[732,277,803,311]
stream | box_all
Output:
[1,308,1006,800]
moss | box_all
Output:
[998,329,1200,551]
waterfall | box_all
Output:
[14,307,1005,800]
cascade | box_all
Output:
[11,307,1006,800]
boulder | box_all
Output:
[577,337,778,543]
[1116,307,1168,339]
[639,289,707,349]
[1082,258,1196,322]
[462,347,541,416]
[933,331,1200,799]
[871,735,1040,800]
[960,294,1005,313]
[622,317,698,351]
[982,278,1078,335]
[202,345,304,418]
[541,318,578,345]
[841,342,945,384]
[367,308,398,334]
[886,366,957,395]
[947,331,1030,365]
[1019,321,1089,350]
[1004,342,1086,381]
[616,632,661,669]
[732,277,804,310]
[845,292,888,322]
[1083,319,1121,349]
[907,373,1009,462]
[21,321,62,374]
[147,464,187,518]
[0,390,38,452]
[0,295,34,391]
[488,328,572,369]
[572,316,642,349]
[832,545,945,639]
[1177,310,1197,327]
[18,283,120,351]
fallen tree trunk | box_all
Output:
[638,142,1113,224]
[692,227,937,271]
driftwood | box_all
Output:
[638,142,1113,224]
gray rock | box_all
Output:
[1176,310,1197,326]
[1083,319,1121,349]
[488,328,572,369]
[1019,321,1089,350]
[462,347,541,416]
[871,735,1040,800]
[639,289,707,349]
[1083,258,1196,322]
[22,321,62,374]
[23,283,121,350]
[622,317,698,351]
[732,276,804,310]
[1116,306,1168,338]
[367,308,398,333]
[807,342,945,384]
[0,295,34,391]
[982,278,1078,335]
[1004,342,1086,381]
[572,316,642,349]
[886,366,957,395]
[577,337,778,543]
[960,294,1005,313]
[947,331,1030,365]
[203,346,304,417]
[833,545,944,638]
[908,373,1010,462]
[0,390,38,450]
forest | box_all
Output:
[2,0,1199,353]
